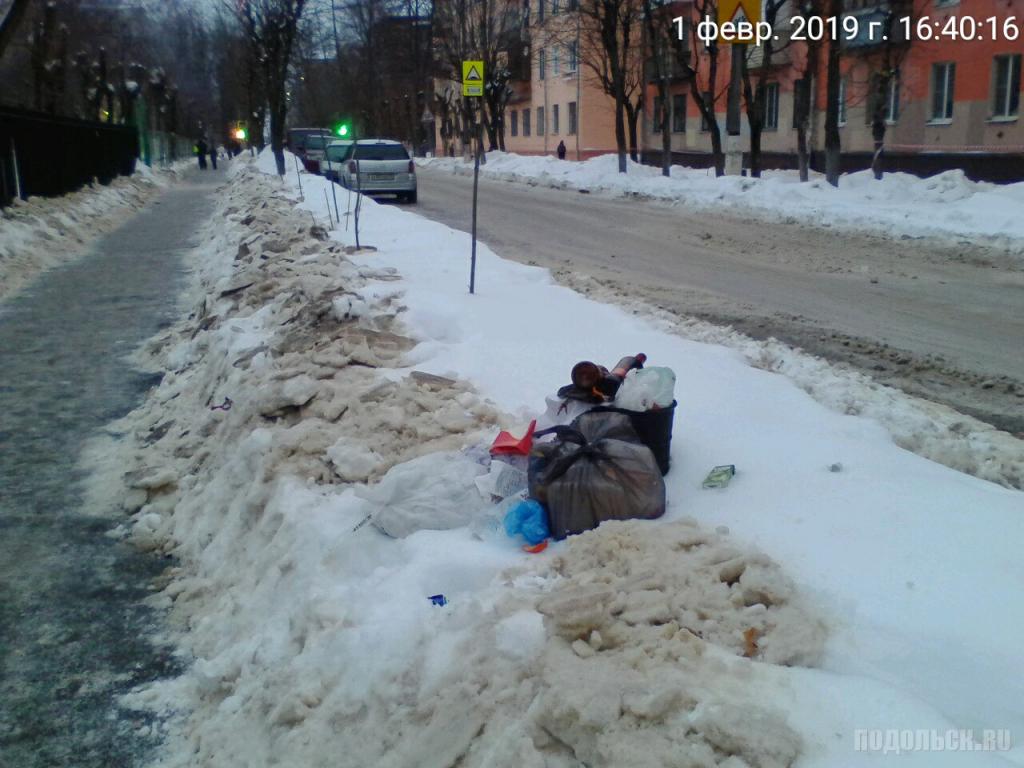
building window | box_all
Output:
[838,77,847,125]
[992,54,1021,118]
[539,47,545,80]
[537,0,544,22]
[568,41,578,72]
[568,101,578,134]
[537,106,545,135]
[552,104,560,133]
[700,91,713,131]
[510,110,519,137]
[672,93,686,132]
[887,72,900,122]
[552,47,560,76]
[566,0,578,9]
[552,0,559,13]
[931,62,955,121]
[523,108,531,136]
[764,82,779,130]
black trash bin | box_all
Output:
[587,401,677,475]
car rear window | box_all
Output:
[353,144,409,161]
[326,145,352,162]
[304,136,330,150]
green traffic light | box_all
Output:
[336,124,349,137]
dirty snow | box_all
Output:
[420,152,1024,254]
[0,162,186,300]
[92,152,1024,768]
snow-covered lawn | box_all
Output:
[104,152,1023,767]
[421,152,1024,254]
[0,161,185,301]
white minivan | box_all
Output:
[337,140,417,204]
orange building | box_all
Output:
[640,0,1023,177]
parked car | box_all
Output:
[301,133,337,174]
[337,139,417,203]
[286,128,331,170]
[321,140,353,183]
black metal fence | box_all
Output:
[0,106,139,208]
[641,148,1024,184]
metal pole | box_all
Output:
[469,114,481,294]
[10,138,22,201]
[294,154,304,197]
[320,128,340,223]
[353,127,361,250]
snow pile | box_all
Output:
[93,157,825,767]
[0,162,184,300]
[82,151,1024,768]
[421,152,1024,252]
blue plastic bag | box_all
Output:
[503,499,550,545]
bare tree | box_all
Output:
[843,0,919,179]
[739,0,793,176]
[234,0,309,175]
[433,0,522,152]
[571,0,643,172]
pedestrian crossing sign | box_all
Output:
[462,60,484,97]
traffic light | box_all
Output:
[232,120,248,141]
[335,122,350,138]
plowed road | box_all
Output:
[413,165,1024,433]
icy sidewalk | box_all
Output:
[421,152,1024,255]
[0,161,188,301]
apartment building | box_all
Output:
[641,0,1023,175]
[503,1,621,159]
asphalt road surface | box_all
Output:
[415,165,1024,434]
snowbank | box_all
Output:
[0,162,185,301]
[97,152,1023,768]
[421,152,1024,253]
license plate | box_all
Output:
[368,173,394,181]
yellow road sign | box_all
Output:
[717,0,762,41]
[462,60,484,97]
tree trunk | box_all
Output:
[660,84,671,177]
[708,44,724,176]
[626,102,639,163]
[824,22,841,187]
[870,74,889,180]
[794,74,811,181]
[614,89,627,173]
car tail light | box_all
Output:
[348,161,357,173]
[408,160,415,174]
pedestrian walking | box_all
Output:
[557,140,567,160]
[196,138,208,170]
[209,144,218,170]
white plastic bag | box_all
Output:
[357,451,488,538]
[614,367,676,411]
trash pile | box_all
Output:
[363,352,682,556]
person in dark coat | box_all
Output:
[557,140,567,160]
[196,138,208,170]
[209,143,218,170]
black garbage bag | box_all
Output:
[529,411,666,540]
